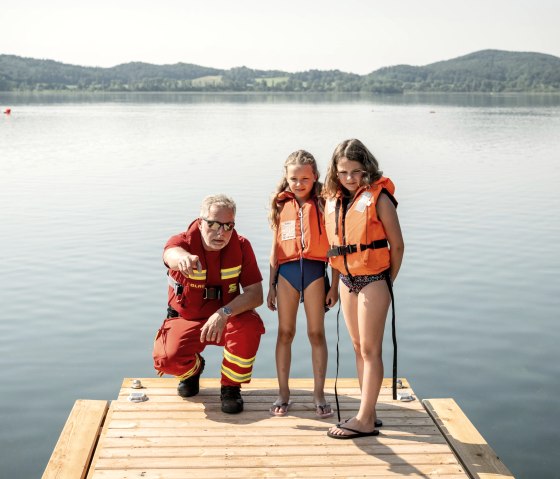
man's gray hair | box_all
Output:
[200,194,237,218]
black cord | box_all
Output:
[385,273,397,400]
[334,302,342,423]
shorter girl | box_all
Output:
[267,150,339,417]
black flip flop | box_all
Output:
[337,418,383,428]
[327,425,379,440]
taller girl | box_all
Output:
[323,139,404,439]
[267,150,339,418]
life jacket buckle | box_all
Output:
[203,286,222,300]
[327,244,358,257]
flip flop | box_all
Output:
[337,418,383,428]
[270,400,291,416]
[315,403,335,418]
[327,425,379,440]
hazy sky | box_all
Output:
[2,0,559,74]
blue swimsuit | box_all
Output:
[278,259,325,293]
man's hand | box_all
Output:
[177,254,202,278]
[164,247,203,277]
[200,309,227,343]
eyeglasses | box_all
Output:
[337,169,365,179]
[201,218,235,231]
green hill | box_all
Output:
[370,49,560,92]
[1,50,559,93]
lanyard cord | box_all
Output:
[334,301,342,423]
[385,273,397,400]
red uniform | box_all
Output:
[153,221,265,387]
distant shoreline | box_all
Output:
[1,49,559,93]
[3,90,560,96]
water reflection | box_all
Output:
[2,91,560,107]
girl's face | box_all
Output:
[286,164,317,202]
[336,157,365,195]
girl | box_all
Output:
[322,139,404,439]
[267,150,339,418]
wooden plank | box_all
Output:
[42,399,108,479]
[423,398,514,479]
[98,443,453,457]
[93,452,461,468]
[85,402,116,479]
[116,388,402,398]
[100,433,448,447]
[102,425,442,438]
[109,402,427,412]
[113,391,414,406]
[90,464,465,478]
[108,409,428,420]
[120,377,410,389]
[105,418,434,430]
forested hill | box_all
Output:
[370,50,560,93]
[1,49,559,93]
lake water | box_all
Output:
[1,92,559,478]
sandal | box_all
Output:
[316,403,334,418]
[270,400,291,416]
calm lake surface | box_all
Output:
[1,92,559,478]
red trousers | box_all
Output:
[153,310,265,387]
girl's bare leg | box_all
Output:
[303,277,328,407]
[329,280,390,436]
[273,275,299,413]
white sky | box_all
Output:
[2,0,559,74]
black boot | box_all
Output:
[177,357,205,398]
[220,385,243,414]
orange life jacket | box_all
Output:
[167,221,243,320]
[275,191,329,265]
[324,177,397,276]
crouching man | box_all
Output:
[153,194,265,413]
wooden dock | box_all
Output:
[42,378,514,479]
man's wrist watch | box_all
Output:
[221,306,233,318]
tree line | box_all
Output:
[1,50,559,93]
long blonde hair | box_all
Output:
[269,150,323,229]
[323,139,383,198]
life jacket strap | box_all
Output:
[167,273,184,295]
[326,239,388,258]
[384,272,398,401]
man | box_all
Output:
[153,194,265,414]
